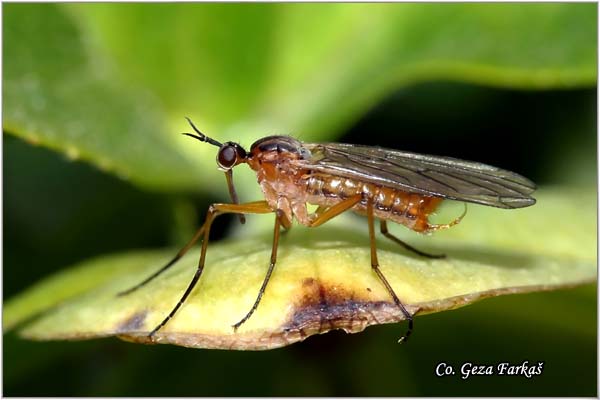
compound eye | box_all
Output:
[217,145,238,169]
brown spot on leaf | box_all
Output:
[302,277,316,287]
[116,311,147,333]
[283,278,398,340]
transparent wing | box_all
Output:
[298,143,536,209]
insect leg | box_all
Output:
[425,203,468,232]
[279,210,293,236]
[367,199,413,343]
[148,200,273,338]
[379,220,445,259]
[225,169,246,224]
[117,226,206,297]
[308,194,362,227]
[232,210,291,331]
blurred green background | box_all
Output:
[3,3,597,396]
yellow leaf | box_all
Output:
[5,187,596,350]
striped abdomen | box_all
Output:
[303,173,443,233]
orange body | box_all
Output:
[303,174,443,233]
[247,144,443,233]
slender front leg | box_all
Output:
[367,200,414,343]
[117,226,206,297]
[232,210,291,331]
[148,201,274,338]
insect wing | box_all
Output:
[299,143,536,209]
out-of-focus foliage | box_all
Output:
[4,3,596,195]
[3,2,597,396]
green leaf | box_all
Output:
[3,4,204,191]
[2,251,165,332]
[69,3,596,135]
[4,4,596,193]
[5,188,596,350]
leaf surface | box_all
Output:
[3,4,204,191]
[5,188,596,350]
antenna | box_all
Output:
[182,117,222,147]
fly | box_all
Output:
[118,118,537,343]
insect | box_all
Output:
[119,118,536,343]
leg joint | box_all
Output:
[380,220,389,234]
[208,203,220,215]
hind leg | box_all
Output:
[380,220,445,259]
